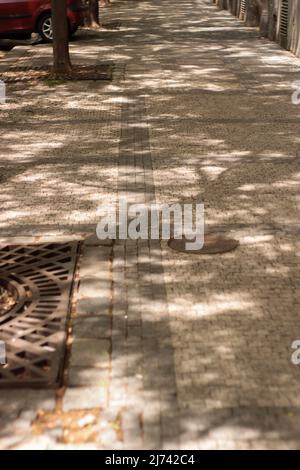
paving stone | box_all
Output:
[78,277,111,299]
[73,316,111,338]
[70,338,110,368]
[68,367,110,387]
[100,427,120,449]
[63,386,107,411]
[79,248,111,279]
[84,234,114,247]
[76,297,111,317]
[13,435,56,450]
[2,0,300,451]
[0,390,55,416]
[122,410,143,450]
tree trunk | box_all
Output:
[258,0,269,36]
[267,0,279,41]
[245,0,260,26]
[52,0,72,76]
[85,0,100,28]
[242,0,266,28]
[228,0,238,16]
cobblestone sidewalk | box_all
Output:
[1,0,300,450]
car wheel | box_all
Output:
[37,14,53,42]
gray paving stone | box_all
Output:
[122,410,143,450]
[0,390,55,416]
[70,338,110,368]
[2,0,300,451]
[76,297,111,316]
[78,277,111,299]
[73,316,111,338]
[79,248,111,278]
[63,386,107,411]
[68,367,110,387]
[84,234,114,247]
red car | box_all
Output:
[0,0,87,42]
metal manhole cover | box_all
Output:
[0,242,79,388]
[168,233,239,254]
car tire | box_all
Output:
[37,15,76,43]
[37,14,53,43]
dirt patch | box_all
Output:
[101,21,122,30]
[0,64,114,83]
[32,407,123,445]
[0,283,16,316]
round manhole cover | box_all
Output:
[168,233,239,254]
[0,280,17,316]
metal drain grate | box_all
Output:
[0,243,79,388]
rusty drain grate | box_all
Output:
[0,242,79,388]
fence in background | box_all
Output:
[212,0,300,58]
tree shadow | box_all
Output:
[1,0,300,450]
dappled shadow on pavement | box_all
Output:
[1,0,300,449]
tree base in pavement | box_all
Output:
[0,64,114,83]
